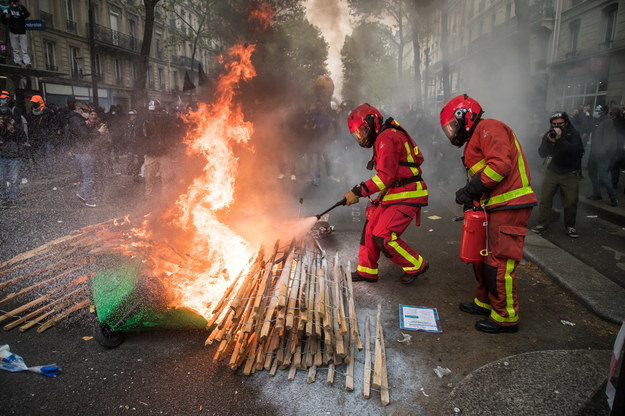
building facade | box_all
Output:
[0,0,214,111]
[424,0,624,122]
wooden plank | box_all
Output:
[373,303,382,389]
[0,266,83,306]
[363,315,371,399]
[36,299,90,333]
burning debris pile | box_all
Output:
[0,223,390,404]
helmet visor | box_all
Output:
[441,119,460,141]
[351,122,371,147]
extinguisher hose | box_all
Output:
[480,205,489,257]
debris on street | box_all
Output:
[433,366,452,378]
[0,344,60,377]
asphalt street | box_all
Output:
[0,167,623,416]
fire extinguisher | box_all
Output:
[459,207,488,264]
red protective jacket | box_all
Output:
[358,121,428,207]
[463,119,537,211]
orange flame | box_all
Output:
[138,44,260,319]
[249,3,273,30]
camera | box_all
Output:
[547,129,557,139]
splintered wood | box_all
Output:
[0,220,392,406]
[204,242,368,386]
[0,217,133,333]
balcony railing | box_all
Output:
[46,64,58,71]
[91,23,141,53]
[172,55,194,68]
[566,50,578,59]
[66,19,76,34]
[40,11,54,29]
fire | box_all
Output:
[137,43,261,319]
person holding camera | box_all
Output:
[532,112,584,238]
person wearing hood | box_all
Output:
[587,105,618,206]
[25,95,55,177]
[531,112,584,238]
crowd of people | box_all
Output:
[0,92,186,208]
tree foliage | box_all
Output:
[341,21,396,107]
[244,8,328,108]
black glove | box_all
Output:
[455,186,474,206]
[456,172,492,206]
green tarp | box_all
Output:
[91,260,208,332]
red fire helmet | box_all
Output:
[440,94,484,147]
[347,103,383,148]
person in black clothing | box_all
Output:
[0,106,27,207]
[531,112,584,238]
[122,109,143,176]
[68,102,107,207]
[610,105,625,192]
[1,0,31,67]
[141,100,180,200]
[25,95,55,177]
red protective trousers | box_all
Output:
[356,203,427,280]
[471,207,532,326]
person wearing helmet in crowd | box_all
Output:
[440,94,537,334]
[0,105,27,207]
[342,103,429,285]
[141,99,180,201]
[587,104,619,206]
[531,111,584,238]
[26,95,56,177]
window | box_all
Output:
[65,0,76,33]
[70,46,80,77]
[148,65,153,88]
[95,54,102,80]
[110,12,120,45]
[173,70,179,90]
[506,3,512,20]
[602,4,618,48]
[132,63,137,81]
[155,35,162,59]
[569,19,580,56]
[556,78,607,111]
[115,59,123,83]
[44,41,57,71]
[158,68,165,90]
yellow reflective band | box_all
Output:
[484,165,504,183]
[371,174,386,190]
[513,134,530,187]
[468,159,487,176]
[388,232,423,269]
[357,265,378,275]
[474,298,492,310]
[403,142,420,176]
[482,186,534,206]
[413,145,420,156]
[382,188,428,201]
[490,259,519,323]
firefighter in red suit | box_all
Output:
[343,103,429,285]
[440,94,537,334]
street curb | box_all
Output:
[524,232,625,324]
